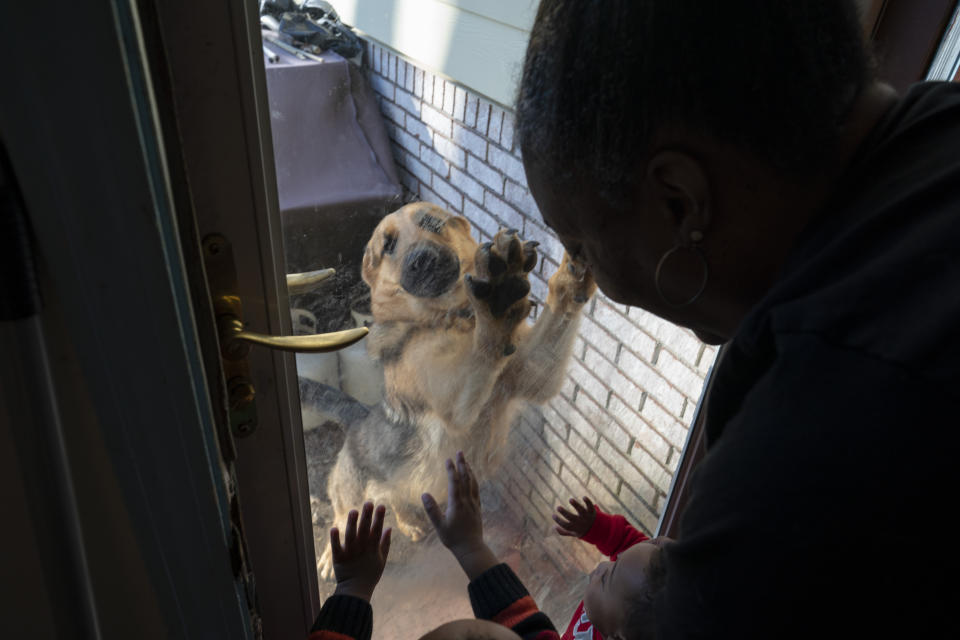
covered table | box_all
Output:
[262,38,403,274]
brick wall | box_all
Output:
[362,39,718,563]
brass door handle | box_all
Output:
[286,268,335,295]
[215,295,368,359]
[203,233,369,439]
[218,313,367,356]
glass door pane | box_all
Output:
[259,4,717,637]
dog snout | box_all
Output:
[400,242,461,298]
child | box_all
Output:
[308,501,393,640]
[554,498,669,640]
[421,452,560,639]
[307,452,559,640]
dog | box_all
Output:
[318,201,596,578]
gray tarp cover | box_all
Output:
[263,40,403,272]
[263,42,401,213]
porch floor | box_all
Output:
[304,422,599,640]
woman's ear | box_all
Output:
[645,150,711,241]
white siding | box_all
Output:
[334,0,538,106]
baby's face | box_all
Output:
[582,541,664,639]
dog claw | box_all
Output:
[522,242,538,273]
[507,238,522,265]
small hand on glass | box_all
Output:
[422,452,484,555]
[330,501,392,602]
[422,451,498,579]
[553,496,597,537]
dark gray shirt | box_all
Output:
[657,82,960,638]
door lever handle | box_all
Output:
[202,232,369,439]
[218,312,367,356]
[286,268,335,295]
[215,295,368,359]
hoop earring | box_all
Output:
[654,243,709,308]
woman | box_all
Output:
[516,1,960,637]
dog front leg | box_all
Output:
[505,251,596,402]
[431,229,537,429]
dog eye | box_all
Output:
[383,233,398,255]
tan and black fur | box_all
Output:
[318,202,595,578]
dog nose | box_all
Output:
[400,242,461,298]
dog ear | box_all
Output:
[447,215,472,236]
[361,232,381,286]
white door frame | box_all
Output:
[141,0,321,635]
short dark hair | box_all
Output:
[623,546,668,640]
[516,0,873,199]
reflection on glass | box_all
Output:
[260,3,715,638]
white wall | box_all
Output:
[334,0,538,106]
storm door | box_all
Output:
[145,2,720,639]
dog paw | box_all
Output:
[394,506,430,542]
[466,228,536,323]
[397,520,428,542]
[317,543,335,581]
[547,251,597,313]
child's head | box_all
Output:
[418,619,522,640]
[583,538,670,640]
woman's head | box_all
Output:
[517,0,871,200]
[517,0,875,341]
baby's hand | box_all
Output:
[422,452,484,556]
[553,496,597,537]
[330,502,392,602]
[422,452,499,579]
